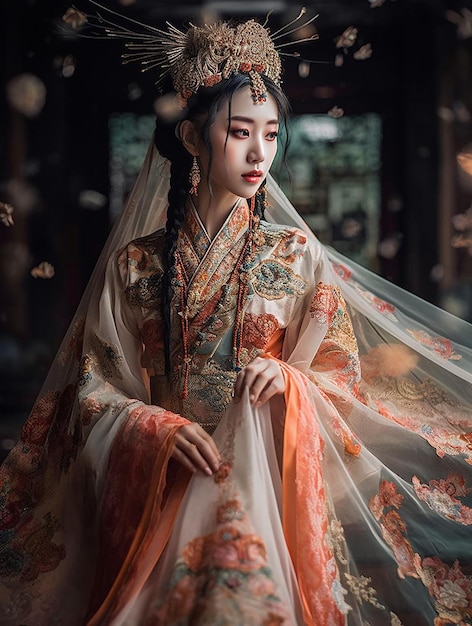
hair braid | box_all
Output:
[154,114,192,377]
[161,159,191,376]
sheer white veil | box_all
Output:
[60,137,472,395]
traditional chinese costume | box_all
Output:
[1,145,472,626]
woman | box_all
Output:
[1,11,472,626]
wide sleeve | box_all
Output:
[281,240,363,432]
[0,242,191,626]
[74,243,194,621]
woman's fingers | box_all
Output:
[255,375,284,406]
[234,357,285,406]
[172,423,221,475]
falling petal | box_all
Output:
[6,179,38,215]
[387,196,403,212]
[430,264,444,282]
[354,43,373,60]
[378,235,402,259]
[451,234,472,251]
[62,55,76,78]
[153,92,183,122]
[31,262,55,279]
[452,208,472,231]
[118,0,138,5]
[79,190,107,210]
[437,106,455,123]
[369,0,386,7]
[6,74,47,118]
[335,53,344,67]
[457,152,472,176]
[341,218,362,238]
[446,9,472,39]
[335,26,358,49]
[298,61,310,78]
[454,101,471,123]
[328,105,344,118]
[0,439,16,452]
[62,7,88,29]
[0,202,14,227]
[127,82,143,101]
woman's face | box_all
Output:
[199,86,280,201]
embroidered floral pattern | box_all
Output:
[370,479,472,624]
[122,234,165,310]
[80,395,108,427]
[147,497,291,625]
[356,287,397,321]
[88,404,189,615]
[415,556,472,625]
[126,272,162,309]
[412,474,472,525]
[369,480,418,579]
[141,317,164,359]
[310,283,359,360]
[344,573,385,610]
[310,282,340,325]
[332,263,352,281]
[242,313,279,351]
[407,329,462,361]
[21,385,79,471]
[57,315,85,365]
[0,386,80,585]
[371,295,396,315]
[0,512,65,583]
[272,231,307,264]
[364,376,472,463]
[87,334,124,380]
[252,260,307,300]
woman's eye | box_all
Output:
[231,128,249,137]
[267,131,278,141]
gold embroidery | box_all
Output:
[87,334,124,381]
[325,299,358,356]
[344,573,384,610]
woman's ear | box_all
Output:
[179,120,200,157]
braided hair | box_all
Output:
[155,74,290,377]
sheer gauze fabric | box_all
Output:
[0,138,472,626]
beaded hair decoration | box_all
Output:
[63,2,319,106]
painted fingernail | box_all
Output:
[204,467,213,476]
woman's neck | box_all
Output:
[190,188,244,239]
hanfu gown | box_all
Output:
[1,199,472,626]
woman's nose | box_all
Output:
[248,140,265,164]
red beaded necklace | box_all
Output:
[175,195,257,398]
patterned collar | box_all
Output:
[182,198,249,263]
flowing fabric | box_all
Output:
[0,140,471,626]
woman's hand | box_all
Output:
[171,422,221,476]
[233,357,285,407]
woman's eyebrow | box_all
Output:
[229,115,279,125]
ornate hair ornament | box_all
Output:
[62,2,319,106]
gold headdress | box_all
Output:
[63,2,319,106]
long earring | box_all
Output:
[189,156,201,196]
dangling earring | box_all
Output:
[255,180,269,214]
[189,156,201,196]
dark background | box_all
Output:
[1,0,472,444]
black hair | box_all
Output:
[154,73,291,376]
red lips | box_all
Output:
[242,169,263,177]
[242,170,263,184]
